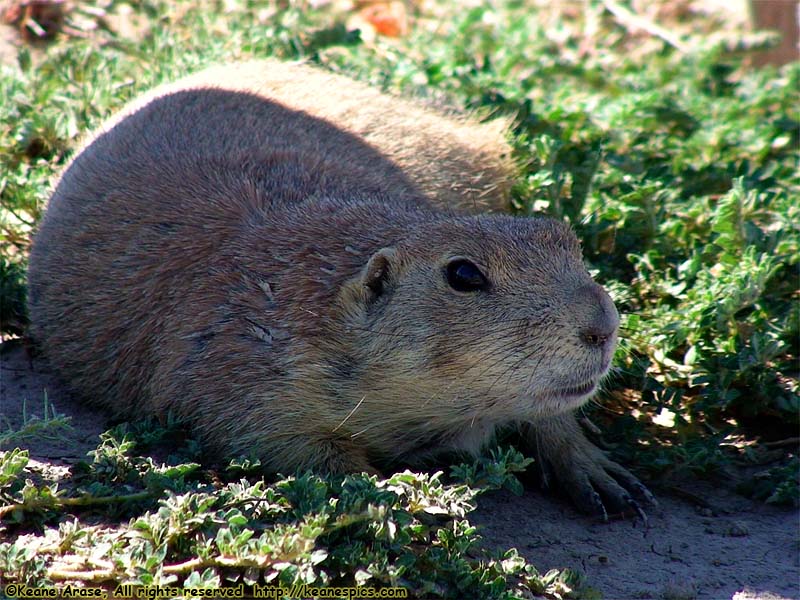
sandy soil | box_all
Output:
[1,341,797,599]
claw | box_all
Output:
[592,491,608,522]
[627,496,649,529]
[635,482,658,507]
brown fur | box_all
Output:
[28,60,653,515]
[86,60,515,214]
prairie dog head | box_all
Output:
[335,215,619,425]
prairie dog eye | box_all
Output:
[445,258,490,292]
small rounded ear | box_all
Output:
[338,247,398,315]
[363,247,396,298]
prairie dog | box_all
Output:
[28,59,654,516]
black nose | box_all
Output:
[576,283,619,349]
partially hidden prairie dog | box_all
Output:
[28,59,655,517]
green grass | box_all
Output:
[1,0,798,596]
[0,390,72,448]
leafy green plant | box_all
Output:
[0,435,588,599]
[737,456,800,507]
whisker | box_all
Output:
[332,395,367,432]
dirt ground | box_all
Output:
[1,341,798,600]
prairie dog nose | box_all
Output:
[574,283,620,348]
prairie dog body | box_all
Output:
[28,60,653,515]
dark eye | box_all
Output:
[445,258,489,292]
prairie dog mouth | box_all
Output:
[556,380,598,399]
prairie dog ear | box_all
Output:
[362,247,396,297]
[339,247,398,313]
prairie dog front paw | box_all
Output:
[521,413,657,520]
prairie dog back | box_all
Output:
[88,59,515,213]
